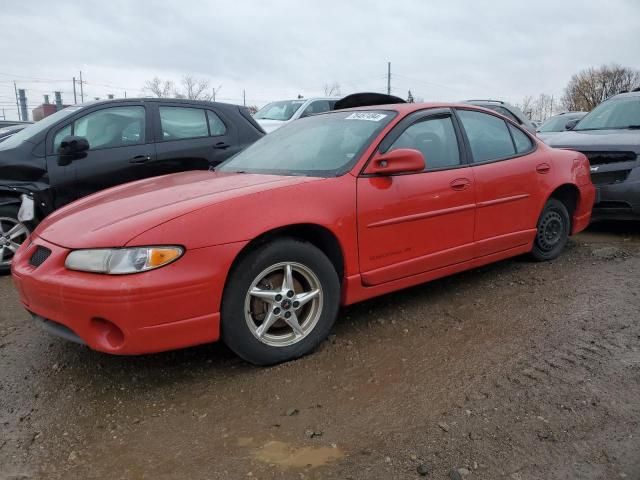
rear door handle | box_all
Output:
[536,163,551,174]
[129,155,151,164]
[213,142,230,150]
[450,178,471,191]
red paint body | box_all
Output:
[12,103,595,355]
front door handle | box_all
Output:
[536,163,551,174]
[450,178,471,191]
[213,142,230,150]
[129,155,151,164]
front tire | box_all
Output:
[221,238,340,366]
[0,204,30,275]
[530,198,570,261]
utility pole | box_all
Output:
[79,71,84,103]
[73,77,77,104]
[387,62,391,95]
[1,108,5,120]
[243,89,246,106]
[212,84,222,102]
[14,81,20,121]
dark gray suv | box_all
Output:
[546,90,640,221]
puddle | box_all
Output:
[252,440,343,468]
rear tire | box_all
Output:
[221,238,340,366]
[0,204,30,275]
[530,198,570,262]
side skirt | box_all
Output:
[342,242,532,306]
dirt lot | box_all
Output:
[1,223,639,480]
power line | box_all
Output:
[0,72,68,82]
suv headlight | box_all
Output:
[65,246,184,274]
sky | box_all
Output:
[1,0,639,120]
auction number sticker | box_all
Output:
[345,112,387,121]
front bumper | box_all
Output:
[17,194,35,222]
[592,175,640,221]
[11,235,246,355]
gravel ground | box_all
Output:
[1,222,639,480]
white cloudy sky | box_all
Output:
[1,0,639,120]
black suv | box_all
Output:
[0,98,264,271]
[547,90,640,221]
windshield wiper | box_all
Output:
[625,125,640,129]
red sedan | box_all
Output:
[12,103,595,365]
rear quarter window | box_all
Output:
[508,124,534,154]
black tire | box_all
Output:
[221,238,340,366]
[0,204,30,275]
[530,198,571,262]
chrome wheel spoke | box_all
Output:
[283,311,304,337]
[7,223,28,240]
[0,246,6,263]
[282,263,294,292]
[255,310,278,338]
[249,287,279,304]
[7,241,20,253]
[293,289,319,308]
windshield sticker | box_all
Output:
[345,112,387,122]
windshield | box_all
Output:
[219,110,396,177]
[254,100,306,121]
[574,96,640,130]
[539,113,585,132]
[0,105,84,150]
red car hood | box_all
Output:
[36,170,320,248]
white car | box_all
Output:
[254,97,339,133]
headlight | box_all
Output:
[65,246,184,274]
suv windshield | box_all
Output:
[219,110,396,177]
[0,105,83,150]
[574,96,640,130]
[539,113,585,132]
[254,100,306,121]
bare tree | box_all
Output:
[144,77,174,98]
[562,64,640,111]
[517,94,560,121]
[181,75,211,100]
[516,95,534,119]
[323,82,341,97]
[143,75,214,100]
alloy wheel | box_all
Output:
[0,217,29,268]
[244,262,324,347]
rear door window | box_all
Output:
[160,107,208,140]
[492,105,520,123]
[457,109,516,163]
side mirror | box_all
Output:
[565,119,579,130]
[364,148,426,175]
[58,135,90,166]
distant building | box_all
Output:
[32,94,69,121]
